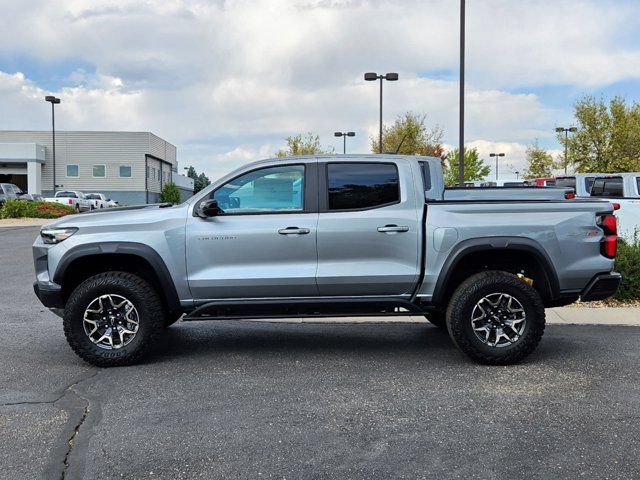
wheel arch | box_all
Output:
[54,242,181,314]
[431,237,560,306]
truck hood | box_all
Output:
[44,203,185,229]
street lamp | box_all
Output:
[555,126,578,175]
[489,153,505,181]
[364,72,398,154]
[44,96,61,194]
[334,131,355,154]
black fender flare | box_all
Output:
[431,236,560,305]
[53,242,181,312]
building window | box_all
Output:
[66,164,79,178]
[120,165,132,178]
[93,165,106,178]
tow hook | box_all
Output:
[517,273,534,286]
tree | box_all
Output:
[196,172,211,193]
[276,133,333,157]
[185,165,210,194]
[442,147,490,186]
[160,183,181,204]
[523,140,555,179]
[370,112,446,159]
[561,96,640,173]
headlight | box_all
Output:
[41,227,78,244]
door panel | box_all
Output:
[316,160,420,296]
[186,162,319,300]
[186,213,318,299]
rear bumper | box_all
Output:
[581,273,621,302]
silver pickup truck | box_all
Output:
[33,155,620,367]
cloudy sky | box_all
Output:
[1,0,639,181]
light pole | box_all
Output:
[458,0,466,186]
[44,96,61,194]
[489,152,505,181]
[515,171,520,180]
[334,132,355,154]
[555,126,577,175]
[364,72,398,153]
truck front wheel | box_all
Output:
[63,272,165,367]
[446,271,545,365]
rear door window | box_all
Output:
[591,177,623,197]
[326,163,399,210]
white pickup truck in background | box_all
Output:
[45,191,92,212]
[590,173,640,241]
[555,173,605,197]
[85,193,109,209]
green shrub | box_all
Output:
[614,235,640,301]
[160,183,181,204]
[0,199,37,218]
[0,200,75,219]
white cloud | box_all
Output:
[0,0,638,179]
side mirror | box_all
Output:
[196,199,223,218]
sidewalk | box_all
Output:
[249,307,640,326]
[0,218,51,228]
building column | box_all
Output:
[27,161,42,194]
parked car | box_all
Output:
[589,173,640,241]
[531,177,556,187]
[0,183,32,205]
[44,191,92,212]
[85,193,109,209]
[33,155,620,368]
[555,173,604,197]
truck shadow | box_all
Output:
[144,320,571,366]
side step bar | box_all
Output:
[183,297,430,321]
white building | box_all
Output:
[0,131,194,204]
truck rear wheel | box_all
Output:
[63,272,165,367]
[446,271,545,365]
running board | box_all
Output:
[183,297,429,321]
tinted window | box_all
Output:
[584,177,595,193]
[93,165,106,178]
[591,177,623,197]
[546,180,556,187]
[66,164,79,177]
[555,177,576,189]
[213,165,304,214]
[85,194,99,199]
[120,166,132,178]
[57,191,77,198]
[327,163,399,210]
[418,162,431,190]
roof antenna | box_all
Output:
[395,132,409,154]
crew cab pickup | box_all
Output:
[589,173,640,241]
[33,155,621,367]
[45,191,92,212]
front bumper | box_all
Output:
[33,281,65,309]
[581,273,621,302]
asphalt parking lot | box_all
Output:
[1,226,639,480]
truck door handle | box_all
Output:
[377,225,409,233]
[278,227,310,235]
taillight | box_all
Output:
[68,199,73,205]
[598,213,617,258]
[565,192,575,199]
[612,203,620,211]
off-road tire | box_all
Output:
[63,272,165,367]
[446,270,545,365]
[424,310,446,328]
